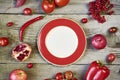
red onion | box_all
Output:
[91,34,107,49]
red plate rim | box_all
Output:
[37,18,86,66]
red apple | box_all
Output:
[9,69,27,80]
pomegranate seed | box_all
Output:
[81,18,88,23]
[7,22,14,27]
[17,54,25,61]
[27,63,33,68]
[23,50,29,56]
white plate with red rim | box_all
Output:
[37,18,86,66]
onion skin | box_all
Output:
[91,34,107,49]
[15,0,26,7]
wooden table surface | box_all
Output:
[0,0,120,80]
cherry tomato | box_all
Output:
[7,22,14,27]
[64,71,73,80]
[55,0,69,7]
[55,72,63,80]
[42,0,55,13]
[0,37,9,47]
[91,34,107,49]
[109,27,118,33]
[27,63,33,68]
[81,18,88,23]
[107,53,116,63]
[23,8,32,15]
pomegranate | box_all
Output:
[11,43,32,61]
[9,69,27,80]
[91,34,107,49]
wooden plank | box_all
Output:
[0,14,120,64]
[0,63,120,80]
[0,0,120,14]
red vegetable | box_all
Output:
[109,27,118,33]
[64,70,74,80]
[23,8,32,15]
[0,37,9,47]
[15,0,26,7]
[54,0,69,7]
[19,16,44,42]
[27,63,33,68]
[81,18,88,23]
[91,34,107,49]
[85,61,110,80]
[42,0,55,13]
[107,53,116,63]
[7,22,14,27]
[55,72,63,80]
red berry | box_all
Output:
[81,18,88,23]
[27,63,33,68]
[7,22,14,27]
[109,27,117,33]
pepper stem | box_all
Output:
[97,60,104,67]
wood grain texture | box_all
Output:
[0,0,120,80]
[0,15,120,64]
[0,64,120,80]
[0,0,120,14]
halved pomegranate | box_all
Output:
[12,43,32,61]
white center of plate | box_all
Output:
[45,26,78,58]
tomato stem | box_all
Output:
[97,60,104,67]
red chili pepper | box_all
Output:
[19,16,44,42]
[14,0,26,7]
[85,61,110,80]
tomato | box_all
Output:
[55,72,63,79]
[55,0,69,7]
[23,8,32,15]
[109,27,118,33]
[27,63,33,68]
[81,18,88,23]
[64,71,73,79]
[41,0,55,13]
[0,37,9,47]
[107,53,116,63]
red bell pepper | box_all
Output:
[85,61,110,80]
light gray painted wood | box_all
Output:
[0,0,120,14]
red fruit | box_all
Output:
[27,63,33,68]
[107,53,116,63]
[23,8,32,15]
[109,27,118,33]
[41,0,55,13]
[54,0,69,7]
[7,22,14,27]
[55,72,63,80]
[0,37,9,47]
[81,18,88,23]
[9,69,27,80]
[64,71,73,80]
[11,43,32,61]
[91,34,107,49]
